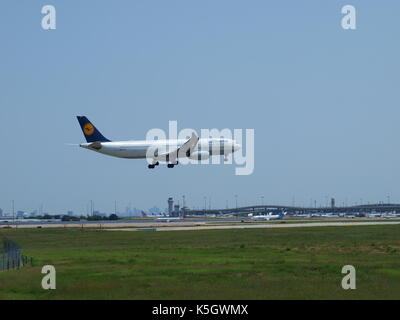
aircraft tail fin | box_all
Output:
[76,116,111,143]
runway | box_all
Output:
[107,220,400,232]
[0,221,208,229]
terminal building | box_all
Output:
[167,197,400,217]
[186,203,400,217]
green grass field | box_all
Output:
[1,225,400,299]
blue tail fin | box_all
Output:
[76,116,111,142]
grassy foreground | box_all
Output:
[0,225,400,299]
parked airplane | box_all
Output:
[156,216,184,222]
[76,116,241,168]
[367,213,382,218]
[382,212,400,219]
[249,212,286,221]
[141,211,148,218]
[321,213,338,218]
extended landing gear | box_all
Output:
[167,161,178,168]
[147,161,178,169]
[148,161,159,169]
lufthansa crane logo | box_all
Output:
[83,123,94,136]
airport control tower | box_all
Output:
[168,197,174,216]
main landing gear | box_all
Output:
[147,161,179,169]
[167,161,179,168]
[148,161,159,169]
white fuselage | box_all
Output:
[80,138,240,160]
[250,212,285,221]
[252,215,282,221]
[156,217,183,222]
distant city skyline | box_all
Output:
[0,195,397,217]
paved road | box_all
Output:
[107,221,400,232]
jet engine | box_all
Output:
[188,151,209,160]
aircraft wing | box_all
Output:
[156,132,199,162]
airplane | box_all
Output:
[293,214,310,218]
[76,116,241,168]
[367,213,382,218]
[249,212,286,221]
[325,213,340,218]
[156,216,184,222]
[382,212,399,219]
[141,211,148,218]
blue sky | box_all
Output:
[1,1,399,214]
